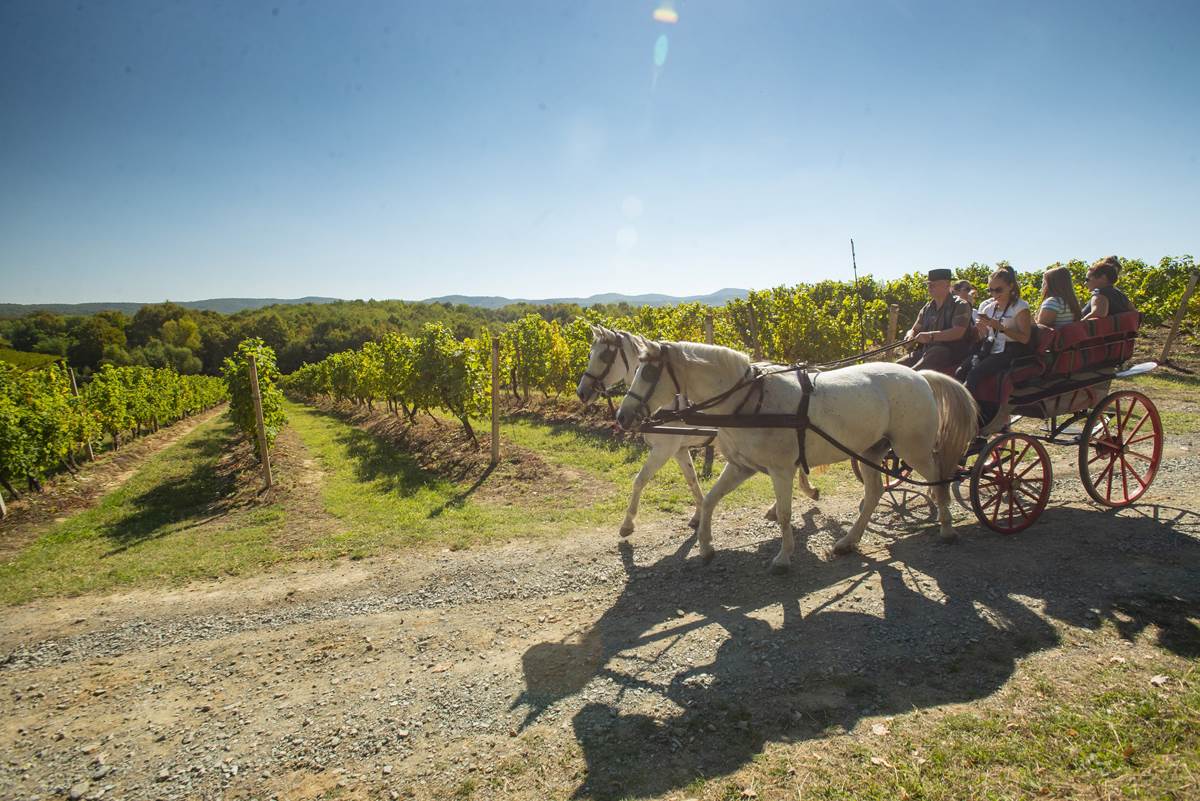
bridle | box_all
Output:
[622,343,685,423]
[581,335,632,401]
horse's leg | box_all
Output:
[766,470,817,523]
[697,462,755,563]
[833,443,889,556]
[620,440,675,537]
[673,447,705,529]
[797,470,820,501]
[768,468,797,573]
[892,450,956,543]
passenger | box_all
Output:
[1036,266,1082,327]
[953,280,978,323]
[1080,255,1134,320]
[959,268,1033,427]
[898,268,972,373]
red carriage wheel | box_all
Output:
[1078,390,1163,507]
[970,433,1053,534]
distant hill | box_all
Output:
[0,297,342,318]
[422,288,749,309]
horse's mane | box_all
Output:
[667,341,751,374]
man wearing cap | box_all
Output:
[897,268,973,373]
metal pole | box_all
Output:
[1160,270,1199,365]
[247,354,273,489]
[69,367,95,461]
[490,335,501,466]
[851,238,865,354]
[702,311,715,478]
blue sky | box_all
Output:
[1,1,1197,304]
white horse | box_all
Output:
[576,325,819,537]
[614,341,978,571]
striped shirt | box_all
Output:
[1038,296,1076,327]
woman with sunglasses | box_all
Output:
[958,267,1032,428]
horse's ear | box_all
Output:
[637,340,662,361]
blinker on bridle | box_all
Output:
[623,345,683,421]
[582,338,630,399]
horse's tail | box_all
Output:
[919,371,979,481]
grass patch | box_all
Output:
[286,402,649,556]
[750,667,1199,801]
[0,416,289,605]
[285,401,848,560]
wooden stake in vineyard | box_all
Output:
[702,311,715,478]
[886,304,900,347]
[490,335,500,466]
[247,354,273,489]
[0,485,7,520]
[68,367,95,461]
[1159,270,1199,366]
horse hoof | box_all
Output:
[938,531,958,544]
[701,549,716,565]
[811,488,820,501]
[687,517,700,530]
[832,540,856,556]
[764,507,777,522]
[619,524,634,538]
[769,562,789,575]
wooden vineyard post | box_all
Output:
[886,304,900,347]
[702,311,715,478]
[490,335,500,466]
[1160,270,1199,366]
[748,308,763,360]
[0,486,6,520]
[69,367,95,461]
[247,354,273,489]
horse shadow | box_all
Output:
[515,503,1200,800]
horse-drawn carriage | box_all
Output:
[882,310,1161,534]
[579,309,1162,568]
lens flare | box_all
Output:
[653,7,678,24]
[654,34,669,68]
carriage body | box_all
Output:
[960,311,1164,533]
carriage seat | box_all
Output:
[972,311,1141,406]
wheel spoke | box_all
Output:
[1125,449,1155,463]
[1127,433,1158,446]
[1092,455,1116,487]
[1007,492,1015,528]
[1121,454,1147,490]
[1013,440,1033,468]
[1017,456,1043,479]
[1119,454,1131,500]
[1016,484,1044,504]
[1012,491,1031,520]
[1124,408,1151,443]
[1118,397,1137,439]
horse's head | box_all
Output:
[615,340,672,431]
[577,324,628,405]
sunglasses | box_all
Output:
[987,287,1006,294]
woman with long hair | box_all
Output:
[958,267,1032,428]
[1036,266,1082,327]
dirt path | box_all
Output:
[2,430,1198,801]
[0,405,229,559]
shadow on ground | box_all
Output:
[517,503,1200,800]
[101,421,238,553]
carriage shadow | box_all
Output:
[516,505,1200,800]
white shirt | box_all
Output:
[978,298,1030,354]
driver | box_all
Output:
[897,268,972,373]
